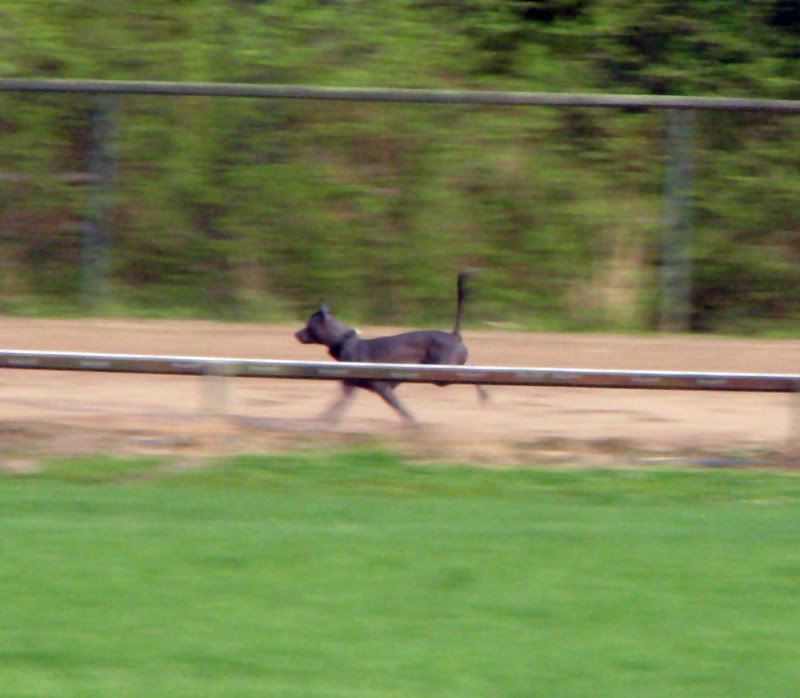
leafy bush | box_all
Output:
[1,1,799,332]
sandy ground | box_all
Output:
[1,317,800,468]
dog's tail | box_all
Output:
[452,271,471,336]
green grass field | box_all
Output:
[2,450,800,697]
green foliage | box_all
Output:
[1,0,800,332]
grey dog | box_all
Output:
[295,272,488,424]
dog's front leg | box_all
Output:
[320,382,356,424]
[370,383,418,425]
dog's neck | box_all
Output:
[328,328,359,360]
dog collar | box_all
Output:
[330,329,358,359]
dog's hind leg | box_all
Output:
[320,382,357,424]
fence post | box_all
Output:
[202,363,234,417]
[785,380,800,466]
[660,109,694,333]
[82,95,118,307]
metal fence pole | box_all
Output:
[660,109,694,332]
[82,95,118,307]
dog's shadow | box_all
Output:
[228,414,421,434]
[228,415,322,433]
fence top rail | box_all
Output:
[0,349,797,392]
[2,78,800,113]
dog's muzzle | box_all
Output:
[295,328,314,344]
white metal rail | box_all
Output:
[0,350,797,393]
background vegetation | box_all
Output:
[2,0,800,332]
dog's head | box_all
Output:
[295,303,350,347]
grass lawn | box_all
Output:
[2,450,800,697]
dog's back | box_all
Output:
[343,330,467,366]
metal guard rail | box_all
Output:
[0,350,797,393]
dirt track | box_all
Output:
[2,317,799,467]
